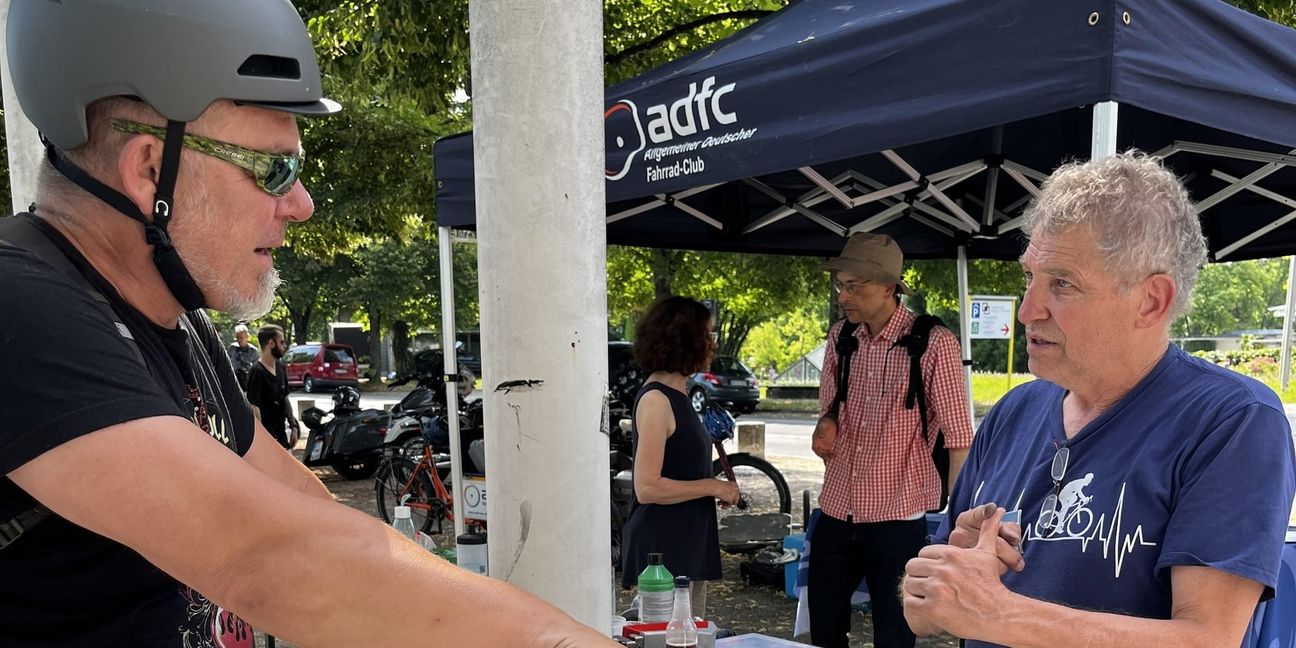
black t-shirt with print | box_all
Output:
[0,216,257,647]
[246,359,290,447]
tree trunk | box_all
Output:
[827,280,843,324]
[289,305,314,345]
[648,249,684,298]
[392,320,413,377]
[367,308,384,380]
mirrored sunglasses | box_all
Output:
[110,118,303,196]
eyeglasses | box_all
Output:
[831,278,869,296]
[110,119,304,197]
[1037,444,1070,534]
[707,331,719,343]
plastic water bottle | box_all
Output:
[391,502,417,542]
[665,576,697,648]
[636,552,673,623]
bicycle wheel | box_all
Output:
[375,458,441,535]
[712,453,792,518]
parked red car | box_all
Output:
[284,343,359,393]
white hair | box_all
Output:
[1021,150,1207,319]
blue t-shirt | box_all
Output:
[935,345,1295,648]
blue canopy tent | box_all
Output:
[437,0,1296,260]
[433,0,1296,417]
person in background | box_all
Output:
[0,0,618,645]
[620,296,741,618]
[902,152,1296,648]
[246,324,292,449]
[809,232,974,648]
[228,323,259,390]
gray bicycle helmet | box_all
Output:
[6,0,339,312]
[7,0,340,150]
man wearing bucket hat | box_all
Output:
[807,233,973,648]
[0,1,614,646]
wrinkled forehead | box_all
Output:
[1019,226,1101,275]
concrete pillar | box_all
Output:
[469,0,610,631]
[0,0,44,213]
[736,421,766,459]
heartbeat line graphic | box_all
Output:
[1026,483,1157,578]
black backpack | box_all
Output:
[833,314,953,510]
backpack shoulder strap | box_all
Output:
[0,214,144,550]
[893,314,946,441]
[829,320,860,418]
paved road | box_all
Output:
[284,392,1296,474]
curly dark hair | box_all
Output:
[633,296,713,375]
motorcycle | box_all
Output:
[300,386,389,480]
[380,347,482,473]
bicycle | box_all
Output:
[374,442,484,535]
[704,401,792,551]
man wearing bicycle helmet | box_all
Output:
[0,1,615,646]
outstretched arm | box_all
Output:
[10,416,615,647]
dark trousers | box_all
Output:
[808,513,927,648]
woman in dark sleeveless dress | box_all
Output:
[620,296,740,618]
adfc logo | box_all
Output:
[605,100,645,181]
[604,76,738,182]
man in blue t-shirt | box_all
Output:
[901,152,1296,648]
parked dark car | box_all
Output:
[285,343,360,393]
[686,355,759,413]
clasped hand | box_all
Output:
[901,505,1022,640]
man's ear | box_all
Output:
[1136,274,1177,329]
[115,134,163,218]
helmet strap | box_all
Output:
[42,120,208,311]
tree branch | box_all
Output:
[606,10,776,66]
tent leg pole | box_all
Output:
[1282,255,1296,391]
[958,246,974,426]
[1091,101,1119,159]
[438,227,466,540]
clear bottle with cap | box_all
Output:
[636,552,673,623]
[391,497,417,541]
[664,575,697,648]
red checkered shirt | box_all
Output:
[817,307,973,522]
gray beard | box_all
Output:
[216,267,281,320]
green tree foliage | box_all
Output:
[276,247,359,344]
[741,306,828,377]
[299,1,471,115]
[604,1,785,84]
[345,226,438,376]
[1174,257,1291,337]
[606,246,822,352]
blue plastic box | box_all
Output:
[782,533,804,599]
[781,511,947,600]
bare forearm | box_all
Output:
[946,448,968,494]
[246,425,333,501]
[981,592,1244,648]
[636,477,725,505]
[218,497,607,647]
